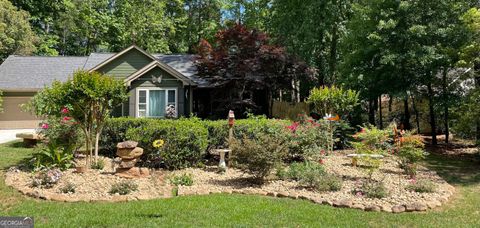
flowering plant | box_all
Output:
[286,115,330,162]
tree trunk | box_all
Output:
[388,95,393,113]
[329,22,338,84]
[403,96,411,130]
[475,64,480,142]
[368,99,375,125]
[442,68,449,144]
[94,131,100,164]
[411,94,421,133]
[427,83,437,145]
[378,96,383,129]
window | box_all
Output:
[137,88,177,118]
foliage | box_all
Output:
[32,143,74,171]
[278,161,343,192]
[0,90,3,113]
[451,89,480,141]
[37,116,83,152]
[397,131,426,177]
[101,118,154,156]
[31,168,62,188]
[170,173,194,186]
[90,159,104,170]
[406,179,436,193]
[60,182,76,194]
[307,86,360,117]
[285,117,330,161]
[109,180,138,195]
[126,118,208,170]
[202,115,289,151]
[30,70,128,166]
[269,0,354,85]
[0,0,36,62]
[352,180,388,199]
[352,125,392,178]
[196,24,313,117]
[230,133,288,182]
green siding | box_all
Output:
[97,49,153,79]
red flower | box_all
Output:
[319,159,325,164]
[61,107,69,114]
[41,123,49,129]
[286,122,300,132]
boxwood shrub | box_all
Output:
[126,118,208,170]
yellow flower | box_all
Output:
[152,139,165,148]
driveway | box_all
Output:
[0,129,36,144]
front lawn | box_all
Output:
[1,141,479,227]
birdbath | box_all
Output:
[214,149,231,170]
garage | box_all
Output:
[0,92,40,129]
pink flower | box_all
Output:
[318,159,325,164]
[41,123,49,129]
[61,107,69,114]
[62,116,72,121]
[286,122,300,133]
[356,191,363,197]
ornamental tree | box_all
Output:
[30,70,128,166]
[196,23,314,117]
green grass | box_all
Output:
[1,141,480,227]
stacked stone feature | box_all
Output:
[115,141,149,178]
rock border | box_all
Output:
[174,185,454,213]
[4,171,454,212]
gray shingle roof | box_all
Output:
[0,52,204,90]
[0,56,88,90]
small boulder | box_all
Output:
[116,141,138,149]
[336,199,353,208]
[365,205,381,212]
[116,147,144,159]
[391,205,406,213]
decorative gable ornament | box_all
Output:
[151,75,162,84]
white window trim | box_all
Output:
[136,87,178,118]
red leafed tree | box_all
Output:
[196,24,314,117]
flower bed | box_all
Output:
[5,152,454,212]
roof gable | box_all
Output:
[124,61,196,86]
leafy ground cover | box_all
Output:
[1,141,479,227]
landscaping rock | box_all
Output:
[116,147,143,159]
[365,205,381,212]
[115,167,150,179]
[336,199,353,208]
[116,141,138,149]
[277,191,289,198]
[391,205,406,213]
[352,204,365,210]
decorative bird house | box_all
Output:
[228,110,235,127]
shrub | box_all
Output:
[60,182,76,194]
[285,117,330,161]
[352,125,392,178]
[38,116,84,151]
[170,173,194,186]
[396,131,427,177]
[406,179,436,193]
[353,180,388,199]
[278,162,342,192]
[204,115,290,150]
[32,143,74,171]
[91,159,105,170]
[314,174,343,192]
[109,180,138,195]
[126,117,208,170]
[230,133,288,182]
[32,169,62,188]
[101,118,155,156]
[307,86,360,117]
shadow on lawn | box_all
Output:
[423,148,480,186]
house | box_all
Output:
[0,45,212,129]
